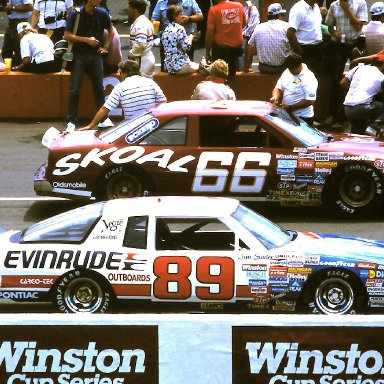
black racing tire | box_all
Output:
[54,270,113,314]
[324,163,383,217]
[94,166,153,200]
[301,269,366,315]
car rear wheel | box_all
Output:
[302,270,366,314]
[54,270,112,313]
[325,164,383,217]
[105,172,144,199]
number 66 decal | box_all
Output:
[153,256,235,300]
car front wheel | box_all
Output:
[54,270,112,313]
[303,270,366,315]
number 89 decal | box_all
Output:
[153,256,235,300]
[192,152,272,193]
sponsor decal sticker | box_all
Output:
[125,118,159,143]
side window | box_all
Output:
[123,216,148,249]
[140,117,187,146]
[199,115,287,148]
[155,217,249,251]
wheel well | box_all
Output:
[49,269,116,301]
[93,165,156,199]
[297,268,368,309]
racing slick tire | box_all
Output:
[301,269,367,315]
[95,166,152,200]
[324,163,383,217]
[54,270,114,313]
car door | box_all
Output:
[192,114,297,201]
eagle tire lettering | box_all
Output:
[327,163,384,217]
[104,166,124,180]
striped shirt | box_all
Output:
[325,0,368,41]
[104,75,167,121]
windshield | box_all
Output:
[21,202,104,243]
[266,108,327,147]
[232,204,291,249]
[98,112,154,143]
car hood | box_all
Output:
[286,231,384,264]
[0,229,21,244]
[46,130,103,150]
[313,133,384,158]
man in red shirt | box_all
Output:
[205,0,246,77]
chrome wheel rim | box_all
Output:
[315,277,354,314]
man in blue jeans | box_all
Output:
[64,0,114,131]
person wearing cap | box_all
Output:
[13,21,61,72]
[191,59,236,100]
[0,0,33,66]
[244,3,291,74]
[287,0,323,76]
[205,0,246,77]
[325,0,368,126]
[30,0,73,45]
[79,59,167,131]
[341,55,384,135]
[270,53,318,125]
[362,2,384,55]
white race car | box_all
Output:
[1,196,384,314]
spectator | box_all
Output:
[152,0,203,69]
[161,5,199,74]
[196,0,211,46]
[79,59,167,130]
[270,53,318,125]
[341,57,384,134]
[1,0,33,66]
[244,3,291,74]
[30,0,73,44]
[362,2,384,55]
[234,0,260,70]
[128,0,155,78]
[287,0,323,76]
[64,0,115,131]
[325,0,368,126]
[13,21,61,72]
[205,0,246,77]
[191,59,236,100]
[103,26,122,75]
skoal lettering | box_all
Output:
[53,147,195,176]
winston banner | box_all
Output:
[0,314,382,384]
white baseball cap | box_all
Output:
[370,1,384,16]
[17,22,32,34]
[267,3,286,16]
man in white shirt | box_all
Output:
[341,57,384,134]
[287,0,323,76]
[363,2,384,55]
[244,3,291,74]
[80,60,167,131]
[270,53,318,125]
[13,21,60,72]
[128,0,155,78]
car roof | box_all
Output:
[103,196,240,218]
[151,100,274,117]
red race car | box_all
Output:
[35,100,384,217]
